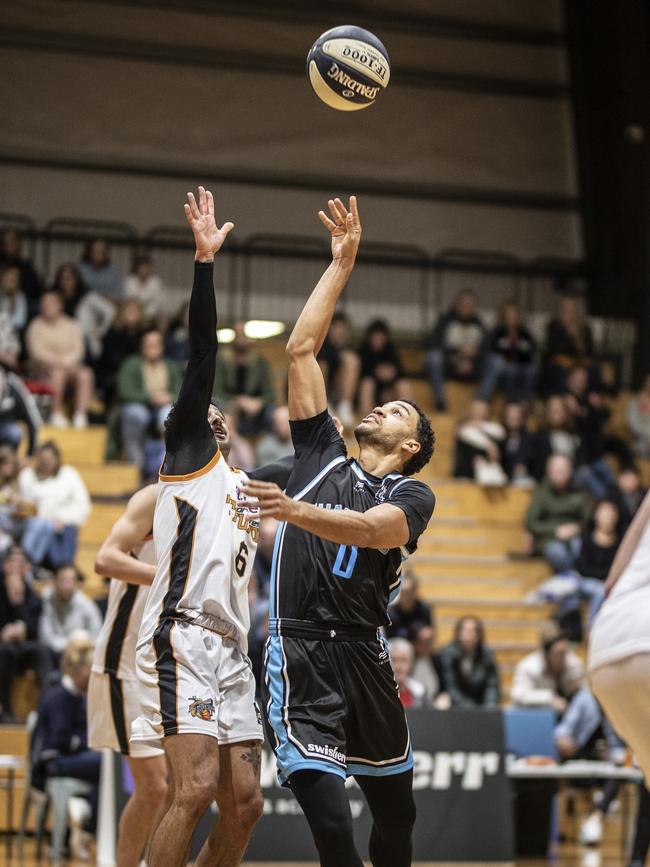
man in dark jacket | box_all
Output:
[476,302,538,403]
[0,546,50,721]
[424,290,486,411]
[386,571,432,640]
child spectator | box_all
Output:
[388,637,427,709]
[19,442,91,568]
[454,400,507,487]
[386,572,432,640]
[424,290,486,411]
[0,547,50,722]
[476,301,537,403]
[439,616,501,708]
[25,291,94,429]
[35,632,100,859]
[255,405,294,466]
[124,254,164,322]
[317,311,360,428]
[213,321,275,435]
[525,455,591,572]
[38,567,102,665]
[357,319,411,418]
[510,622,584,711]
[78,238,123,300]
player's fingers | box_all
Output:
[206,190,215,216]
[187,192,201,220]
[327,199,342,225]
[183,203,193,225]
[219,221,234,238]
[318,211,337,232]
[198,186,207,214]
[350,195,360,226]
[333,198,348,224]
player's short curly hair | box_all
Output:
[401,400,435,476]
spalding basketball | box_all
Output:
[306,25,390,111]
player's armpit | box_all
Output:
[94,485,157,584]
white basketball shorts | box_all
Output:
[131,618,263,748]
[88,671,163,759]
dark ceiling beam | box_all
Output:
[0,151,579,212]
[97,0,565,47]
[0,27,568,100]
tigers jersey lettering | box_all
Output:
[138,454,259,653]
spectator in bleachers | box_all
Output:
[19,441,91,568]
[525,454,591,573]
[78,238,123,301]
[453,400,507,486]
[529,395,581,482]
[95,298,145,402]
[529,500,621,639]
[116,329,182,469]
[0,227,41,315]
[255,405,294,466]
[357,318,411,419]
[627,374,650,458]
[0,547,50,722]
[0,265,28,333]
[124,254,165,322]
[165,301,190,365]
[317,311,360,428]
[39,567,102,665]
[388,637,427,709]
[213,320,275,434]
[51,262,87,317]
[0,367,41,455]
[476,301,538,403]
[565,366,632,499]
[386,571,432,640]
[543,296,595,394]
[35,632,100,859]
[411,624,450,708]
[0,447,22,549]
[499,403,535,485]
[608,466,646,532]
[510,622,584,711]
[25,291,94,429]
[424,290,486,412]
[439,616,501,708]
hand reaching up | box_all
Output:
[184,186,234,262]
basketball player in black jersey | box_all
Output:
[243,196,435,867]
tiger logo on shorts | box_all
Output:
[189,696,216,721]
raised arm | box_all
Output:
[94,484,158,586]
[287,196,361,420]
[162,187,233,475]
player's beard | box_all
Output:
[354,421,400,453]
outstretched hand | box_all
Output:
[238,480,296,521]
[318,196,361,265]
[184,186,234,262]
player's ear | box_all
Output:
[403,438,420,457]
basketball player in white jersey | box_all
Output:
[590,490,650,777]
[131,187,264,867]
[88,483,165,867]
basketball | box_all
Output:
[306,25,390,111]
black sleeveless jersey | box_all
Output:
[268,410,435,628]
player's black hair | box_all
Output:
[400,400,435,476]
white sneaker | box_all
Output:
[68,796,92,860]
[49,412,69,428]
[72,412,88,430]
[579,811,603,845]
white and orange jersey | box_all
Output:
[137,451,259,654]
[92,539,156,682]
